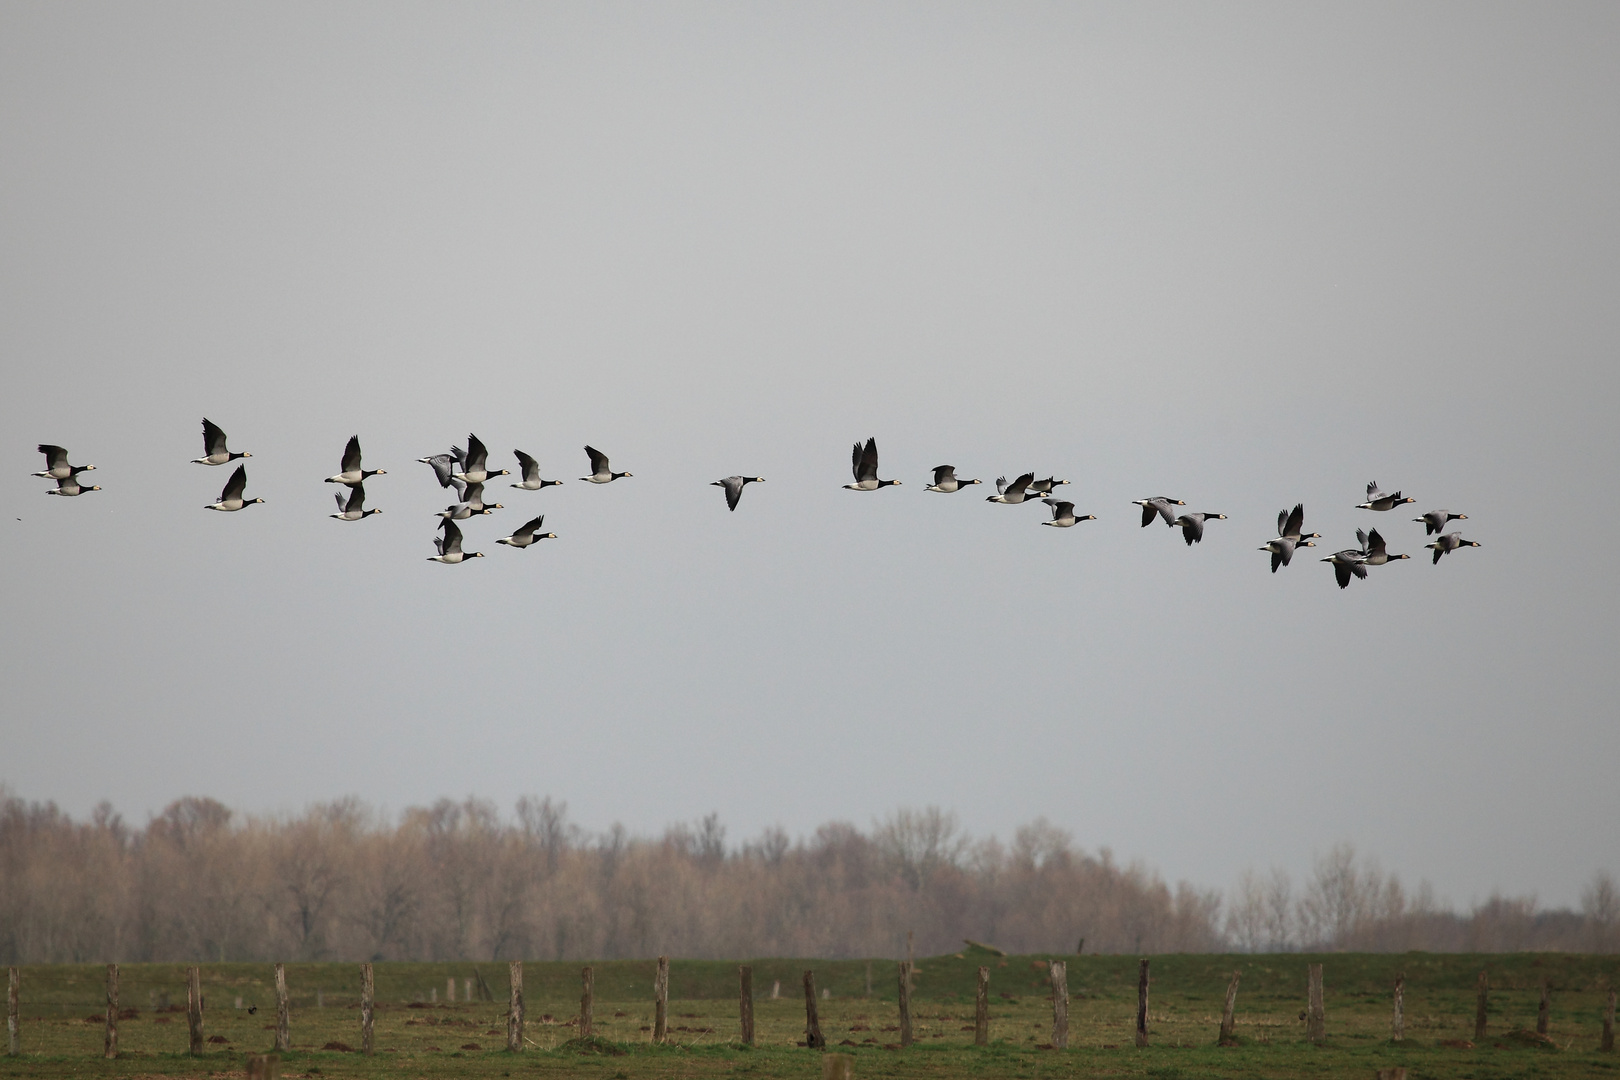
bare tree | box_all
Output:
[1582,871,1618,952]
[1226,869,1269,952]
[1260,867,1295,951]
[3,789,1615,963]
[873,807,967,892]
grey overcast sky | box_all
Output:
[2,2,1617,909]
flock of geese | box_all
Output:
[29,425,1482,585]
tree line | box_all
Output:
[0,792,1613,964]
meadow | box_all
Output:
[4,951,1617,1078]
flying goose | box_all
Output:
[331,483,380,521]
[510,450,561,490]
[325,435,385,486]
[1322,547,1369,589]
[1426,532,1481,564]
[33,445,95,480]
[1041,499,1095,528]
[204,465,263,511]
[428,518,484,563]
[1414,509,1467,535]
[986,472,1038,504]
[451,434,509,486]
[712,475,764,511]
[1276,504,1321,544]
[1174,512,1227,546]
[496,514,557,548]
[844,438,898,490]
[1259,535,1315,573]
[434,501,493,521]
[582,445,632,484]
[1132,497,1185,527]
[1357,528,1409,566]
[924,465,980,493]
[192,419,251,466]
[455,481,502,514]
[1259,503,1320,571]
[45,474,101,497]
[1027,476,1070,495]
[417,446,465,489]
[1356,481,1415,511]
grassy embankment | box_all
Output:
[2,950,1616,1078]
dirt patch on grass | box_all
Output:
[560,1035,627,1056]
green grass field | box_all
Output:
[3,951,1616,1078]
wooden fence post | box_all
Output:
[1306,963,1325,1044]
[1134,958,1150,1048]
[507,960,524,1052]
[274,963,290,1052]
[1473,970,1488,1043]
[246,1054,280,1080]
[738,966,754,1045]
[1049,960,1069,1049]
[653,956,669,1043]
[1391,972,1404,1042]
[1218,969,1240,1046]
[974,966,989,1046]
[360,963,375,1055]
[1602,988,1614,1052]
[898,961,913,1047]
[1537,979,1550,1036]
[186,966,204,1055]
[6,971,17,1055]
[447,977,456,1006]
[580,967,594,1038]
[823,1054,854,1080]
[803,971,826,1048]
[104,963,118,1059]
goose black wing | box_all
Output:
[1181,516,1203,545]
[1334,560,1352,589]
[513,450,538,481]
[38,444,68,471]
[516,514,544,539]
[721,476,744,511]
[465,434,488,473]
[585,445,610,475]
[1365,528,1387,556]
[1140,501,1159,528]
[854,438,879,483]
[341,435,362,474]
[932,465,955,486]
[440,518,464,554]
[221,464,247,502]
[202,418,228,457]
[1007,472,1034,496]
[1284,503,1304,540]
[346,484,366,513]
